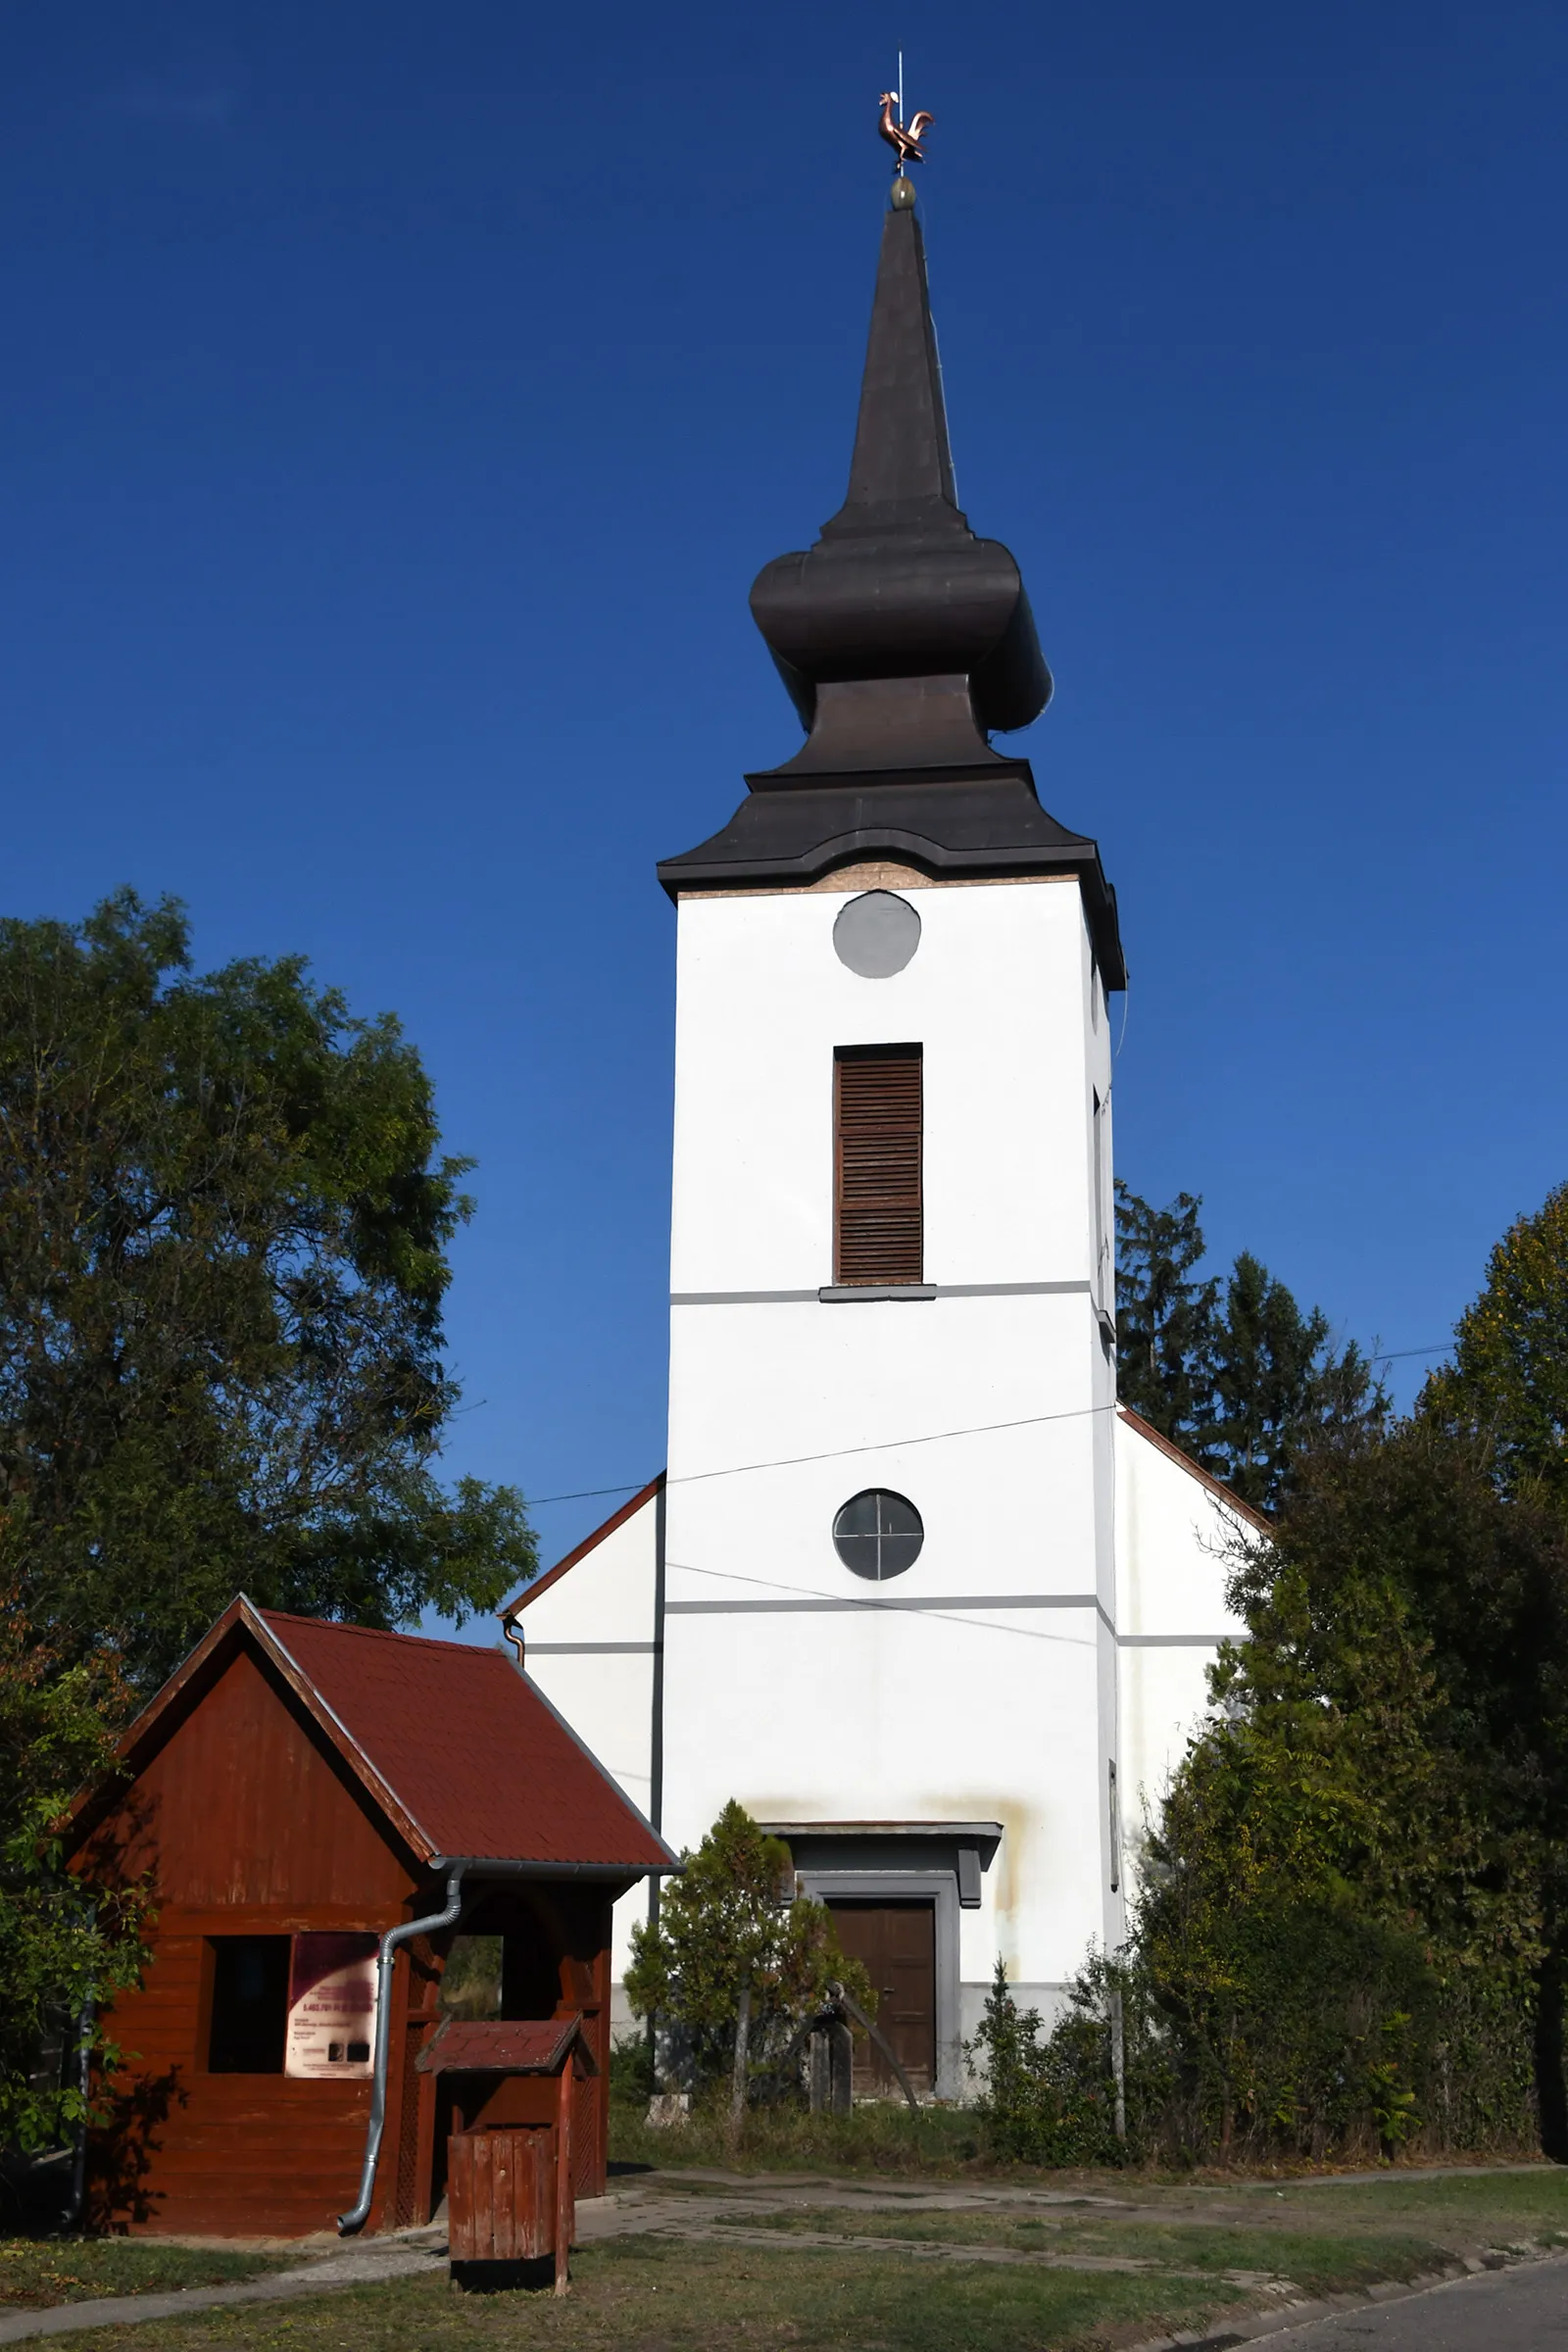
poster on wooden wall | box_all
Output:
[285,1932,379,2077]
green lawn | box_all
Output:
[51,2235,1252,2352]
[705,2204,1452,2295]
[0,2238,284,2310]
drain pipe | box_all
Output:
[62,1993,94,2232]
[337,1865,467,2235]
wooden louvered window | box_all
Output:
[834,1045,923,1286]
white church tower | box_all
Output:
[513,186,1250,2097]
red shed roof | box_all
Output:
[416,2016,598,2076]
[79,1597,673,1879]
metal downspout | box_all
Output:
[62,1994,94,2231]
[337,1866,467,2236]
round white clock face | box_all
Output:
[833,890,921,978]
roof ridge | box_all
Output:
[1116,1404,1272,1532]
[259,1608,512,1661]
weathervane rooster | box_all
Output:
[878,90,933,172]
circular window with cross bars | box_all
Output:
[832,1490,924,1581]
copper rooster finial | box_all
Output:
[878,91,933,172]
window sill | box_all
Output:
[818,1285,937,1302]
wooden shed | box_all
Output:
[67,1597,672,2238]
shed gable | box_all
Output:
[78,1642,415,1913]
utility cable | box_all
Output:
[523,1398,1121,1507]
[661,1555,1100,1649]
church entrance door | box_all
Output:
[826,1899,936,2097]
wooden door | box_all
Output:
[826,1900,936,2096]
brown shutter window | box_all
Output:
[834,1045,923,1286]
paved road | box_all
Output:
[1262,2255,1568,2348]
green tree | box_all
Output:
[1115,1185,1384,1510]
[1419,1180,1568,2144]
[1136,1421,1563,2160]
[625,1801,871,2104]
[0,890,534,1689]
[1206,1252,1385,1512]
[1,1588,149,2156]
[1421,1180,1568,1516]
[1113,1183,1217,1442]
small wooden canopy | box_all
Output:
[416,2015,599,2078]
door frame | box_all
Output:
[802,1871,961,2101]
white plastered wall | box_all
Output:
[662,870,1117,2083]
[1113,1412,1253,1862]
[516,1483,662,2010]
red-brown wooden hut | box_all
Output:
[67,1597,672,2238]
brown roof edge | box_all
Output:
[64,1594,438,1866]
[1116,1405,1272,1533]
[62,1595,250,1841]
[502,1471,665,1622]
[251,1602,438,1862]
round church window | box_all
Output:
[832,891,921,979]
[832,1489,924,1581]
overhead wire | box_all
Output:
[522,1398,1121,1507]
[523,1337,1453,1508]
[661,1556,1099,1649]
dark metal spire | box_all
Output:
[748,196,1051,775]
[827,203,960,533]
[657,183,1124,991]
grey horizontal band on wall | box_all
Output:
[523,1641,662,1655]
[670,1280,1096,1305]
[1118,1633,1239,1647]
[665,1592,1102,1617]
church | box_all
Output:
[506,180,1256,2101]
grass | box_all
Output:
[49,2235,1252,2352]
[612,2099,985,2177]
[0,2237,285,2310]
[705,2205,1451,2295]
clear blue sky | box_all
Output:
[4,3,1565,1615]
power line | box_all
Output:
[523,1398,1120,1507]
[662,1557,1099,1649]
[523,1345,1453,1508]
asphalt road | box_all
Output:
[1266,2256,1568,2348]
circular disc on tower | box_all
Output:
[833,890,921,978]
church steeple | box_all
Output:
[830,196,960,527]
[658,183,1125,991]
[749,195,1052,774]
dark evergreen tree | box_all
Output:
[1115,1185,1384,1511]
[1112,1181,1217,1442]
[1206,1252,1386,1512]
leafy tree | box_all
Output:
[1421,1180,1568,1516]
[1,1589,149,2157]
[1418,1181,1568,2144]
[1115,1184,1384,1510]
[625,1801,871,2105]
[0,890,534,1690]
[1137,1421,1563,2160]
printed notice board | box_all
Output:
[285,1932,379,2078]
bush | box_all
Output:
[626,1801,871,2105]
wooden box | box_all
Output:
[447,2126,556,2261]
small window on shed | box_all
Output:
[207,1936,291,2074]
